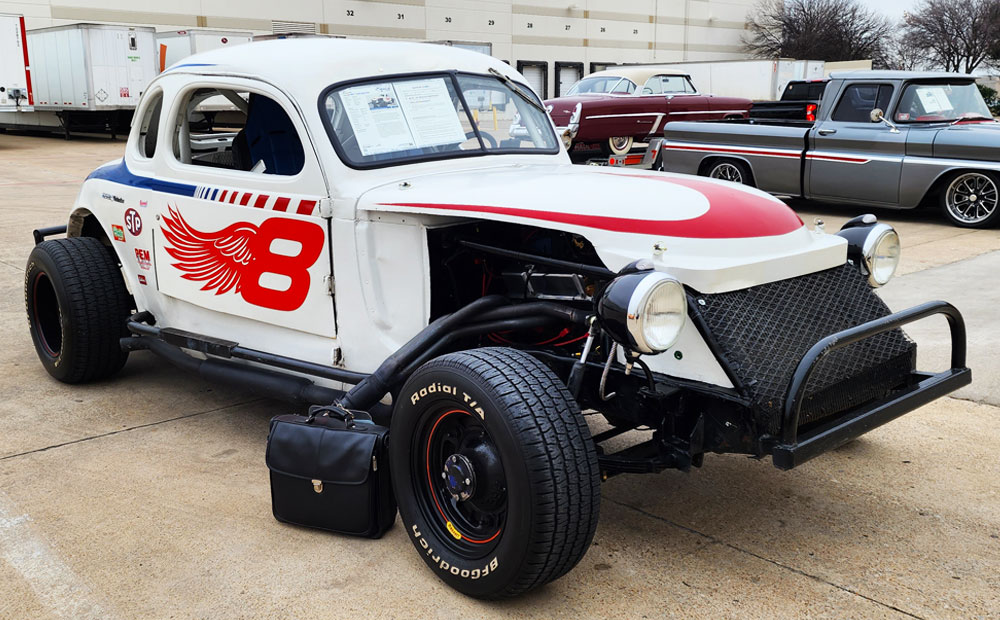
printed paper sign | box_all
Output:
[341,78,467,157]
[916,87,952,114]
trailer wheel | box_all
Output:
[705,159,754,186]
[25,237,133,383]
[391,347,600,599]
[940,171,1000,228]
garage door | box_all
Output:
[519,63,546,99]
[557,63,582,97]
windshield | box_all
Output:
[322,72,559,168]
[566,76,636,95]
[894,82,993,123]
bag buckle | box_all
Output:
[311,479,323,494]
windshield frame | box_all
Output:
[892,79,992,124]
[566,76,636,96]
[318,70,560,170]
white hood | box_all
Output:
[359,163,846,293]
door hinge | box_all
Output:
[318,198,334,218]
[323,274,335,296]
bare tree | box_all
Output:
[743,0,894,64]
[885,30,925,71]
[902,0,1000,73]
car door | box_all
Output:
[151,77,336,339]
[806,83,907,205]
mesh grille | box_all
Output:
[690,264,916,434]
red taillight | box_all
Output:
[806,103,817,122]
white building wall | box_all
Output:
[0,0,756,98]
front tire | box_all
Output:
[940,171,1000,228]
[25,237,133,383]
[391,348,600,599]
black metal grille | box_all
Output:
[690,264,916,434]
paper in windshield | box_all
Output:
[916,87,953,114]
[340,78,467,157]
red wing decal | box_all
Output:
[160,205,258,295]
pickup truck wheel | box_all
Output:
[941,171,1000,228]
[605,136,633,156]
[391,347,600,599]
[706,159,753,186]
[25,237,132,383]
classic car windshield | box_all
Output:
[566,76,636,95]
[894,82,993,123]
[322,73,559,167]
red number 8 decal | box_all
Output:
[241,218,325,312]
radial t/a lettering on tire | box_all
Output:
[390,347,600,599]
[25,236,133,383]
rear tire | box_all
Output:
[391,347,600,599]
[603,136,633,156]
[25,237,133,383]
[704,159,754,186]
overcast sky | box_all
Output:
[873,0,919,22]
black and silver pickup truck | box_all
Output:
[749,79,829,121]
[662,71,1000,228]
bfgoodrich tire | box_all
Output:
[391,347,600,599]
[25,237,133,383]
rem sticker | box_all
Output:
[101,192,125,204]
[124,208,142,236]
[160,205,324,312]
[134,248,151,270]
[137,274,147,285]
[111,225,125,242]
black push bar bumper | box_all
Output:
[769,300,971,470]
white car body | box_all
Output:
[70,38,845,391]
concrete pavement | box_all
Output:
[0,133,997,619]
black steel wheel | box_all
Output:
[25,236,132,383]
[940,171,1000,228]
[706,159,753,186]
[391,348,600,599]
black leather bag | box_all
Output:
[266,406,396,538]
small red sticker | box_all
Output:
[134,248,151,270]
[120,87,130,98]
[125,208,142,236]
[112,225,125,242]
[137,274,147,285]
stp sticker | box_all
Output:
[124,208,142,236]
[134,248,151,270]
[160,205,324,312]
[137,274,147,285]
[111,225,125,242]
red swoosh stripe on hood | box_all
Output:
[380,175,802,239]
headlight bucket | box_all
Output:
[597,271,687,354]
[836,215,901,287]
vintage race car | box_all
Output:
[25,39,970,599]
[543,66,751,155]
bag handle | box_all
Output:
[306,404,357,427]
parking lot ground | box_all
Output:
[1,133,998,619]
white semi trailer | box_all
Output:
[0,14,32,112]
[156,28,252,72]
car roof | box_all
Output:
[829,70,975,81]
[162,38,525,99]
[583,66,692,84]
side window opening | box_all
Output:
[832,84,894,123]
[136,91,162,159]
[171,87,305,176]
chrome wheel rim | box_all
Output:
[946,173,997,224]
[710,162,743,184]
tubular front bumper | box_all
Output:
[767,301,970,470]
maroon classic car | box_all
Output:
[545,66,752,155]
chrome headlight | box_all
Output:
[836,216,901,287]
[597,271,687,354]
